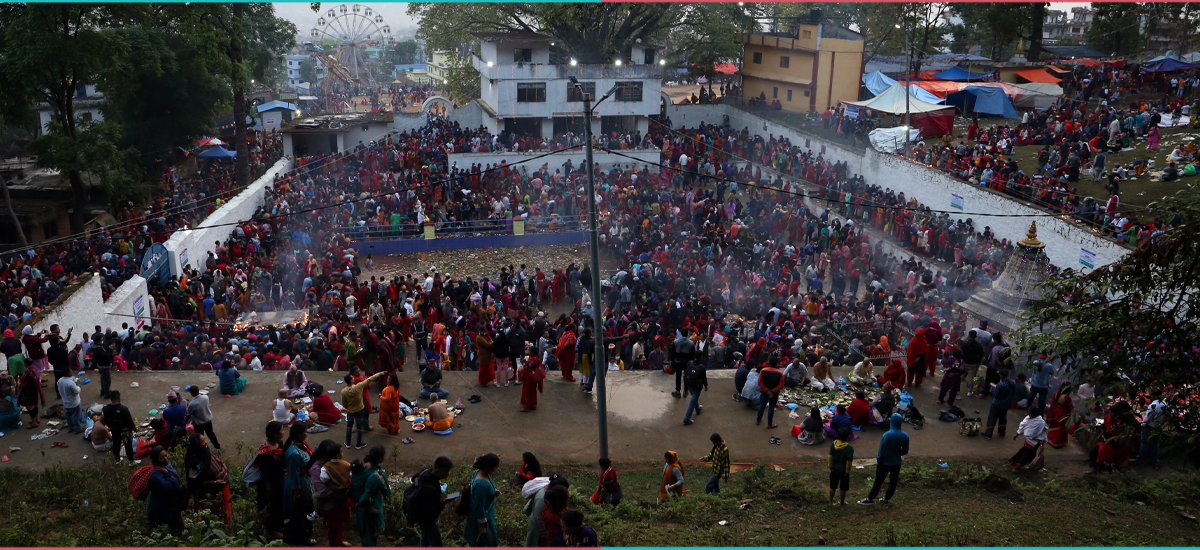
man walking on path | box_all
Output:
[699,433,729,494]
[982,370,1017,440]
[682,360,708,425]
[859,413,909,505]
[186,385,221,450]
[102,391,136,462]
[756,360,785,429]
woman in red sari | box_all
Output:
[905,328,928,389]
[556,325,577,382]
[518,350,545,412]
[1046,382,1074,448]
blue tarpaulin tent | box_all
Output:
[861,71,945,104]
[945,86,1019,119]
[1143,58,1199,73]
[197,146,236,159]
[932,67,997,81]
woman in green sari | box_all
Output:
[466,453,501,547]
[352,445,391,547]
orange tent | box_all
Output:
[1016,69,1061,84]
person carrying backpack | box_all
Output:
[404,456,454,547]
[682,360,708,426]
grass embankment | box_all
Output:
[1,451,1197,547]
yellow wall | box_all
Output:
[740,76,811,114]
[742,45,815,87]
[740,29,863,114]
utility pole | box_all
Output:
[573,76,617,461]
[903,23,912,161]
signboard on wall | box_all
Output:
[179,248,189,272]
[951,194,964,210]
[1080,248,1096,269]
[265,117,277,125]
[844,105,860,119]
[132,295,146,331]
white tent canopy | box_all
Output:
[842,83,955,115]
[869,127,923,153]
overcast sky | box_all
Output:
[273,2,419,40]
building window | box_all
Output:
[615,81,643,102]
[643,49,656,65]
[803,90,811,97]
[567,81,596,102]
[752,52,762,64]
[787,89,793,101]
[42,221,59,239]
[514,48,533,63]
[772,87,778,99]
[779,56,790,68]
[81,111,93,121]
[802,30,812,39]
[516,82,546,102]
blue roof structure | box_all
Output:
[933,67,997,81]
[945,86,1019,119]
[1143,58,1198,73]
[256,101,298,113]
[862,71,945,104]
[197,146,236,159]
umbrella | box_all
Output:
[196,137,225,147]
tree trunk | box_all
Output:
[68,170,88,234]
[0,173,27,246]
[231,3,250,187]
[1028,3,1045,62]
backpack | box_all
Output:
[453,473,474,516]
[960,417,981,436]
[683,363,703,389]
[403,469,441,524]
[938,410,959,423]
[904,405,925,430]
[130,465,155,500]
[242,453,262,488]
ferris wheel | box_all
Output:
[310,4,392,85]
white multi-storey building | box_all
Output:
[285,54,327,89]
[469,32,663,138]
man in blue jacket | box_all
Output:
[859,413,909,505]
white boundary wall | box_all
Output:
[27,274,150,345]
[666,104,1131,270]
[166,158,292,276]
[448,149,659,173]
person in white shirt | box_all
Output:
[1009,406,1048,472]
[1133,394,1166,467]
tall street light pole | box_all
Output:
[571,76,618,461]
[900,22,912,160]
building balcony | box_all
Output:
[472,54,662,81]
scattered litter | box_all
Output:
[401,438,415,444]
[1136,501,1145,506]
[80,379,90,385]
[336,380,344,384]
[937,460,949,468]
[718,520,729,526]
[739,503,752,510]
[737,499,754,504]
[328,390,336,394]
[82,455,88,460]
[130,382,139,388]
[772,465,785,472]
[1,456,6,462]
[8,447,20,452]
[83,500,89,506]
[855,466,865,469]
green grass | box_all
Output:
[3,452,1198,546]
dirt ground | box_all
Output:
[4,354,1094,481]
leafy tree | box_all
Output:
[391,39,420,65]
[441,54,481,106]
[1086,4,1145,57]
[192,3,296,187]
[0,4,133,233]
[1020,190,1200,457]
[98,26,226,200]
[950,4,1047,62]
[299,58,319,86]
[408,3,751,67]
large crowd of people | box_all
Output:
[0,100,1161,544]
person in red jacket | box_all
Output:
[847,390,872,428]
[756,362,785,429]
[308,386,342,429]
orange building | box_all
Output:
[738,20,864,114]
